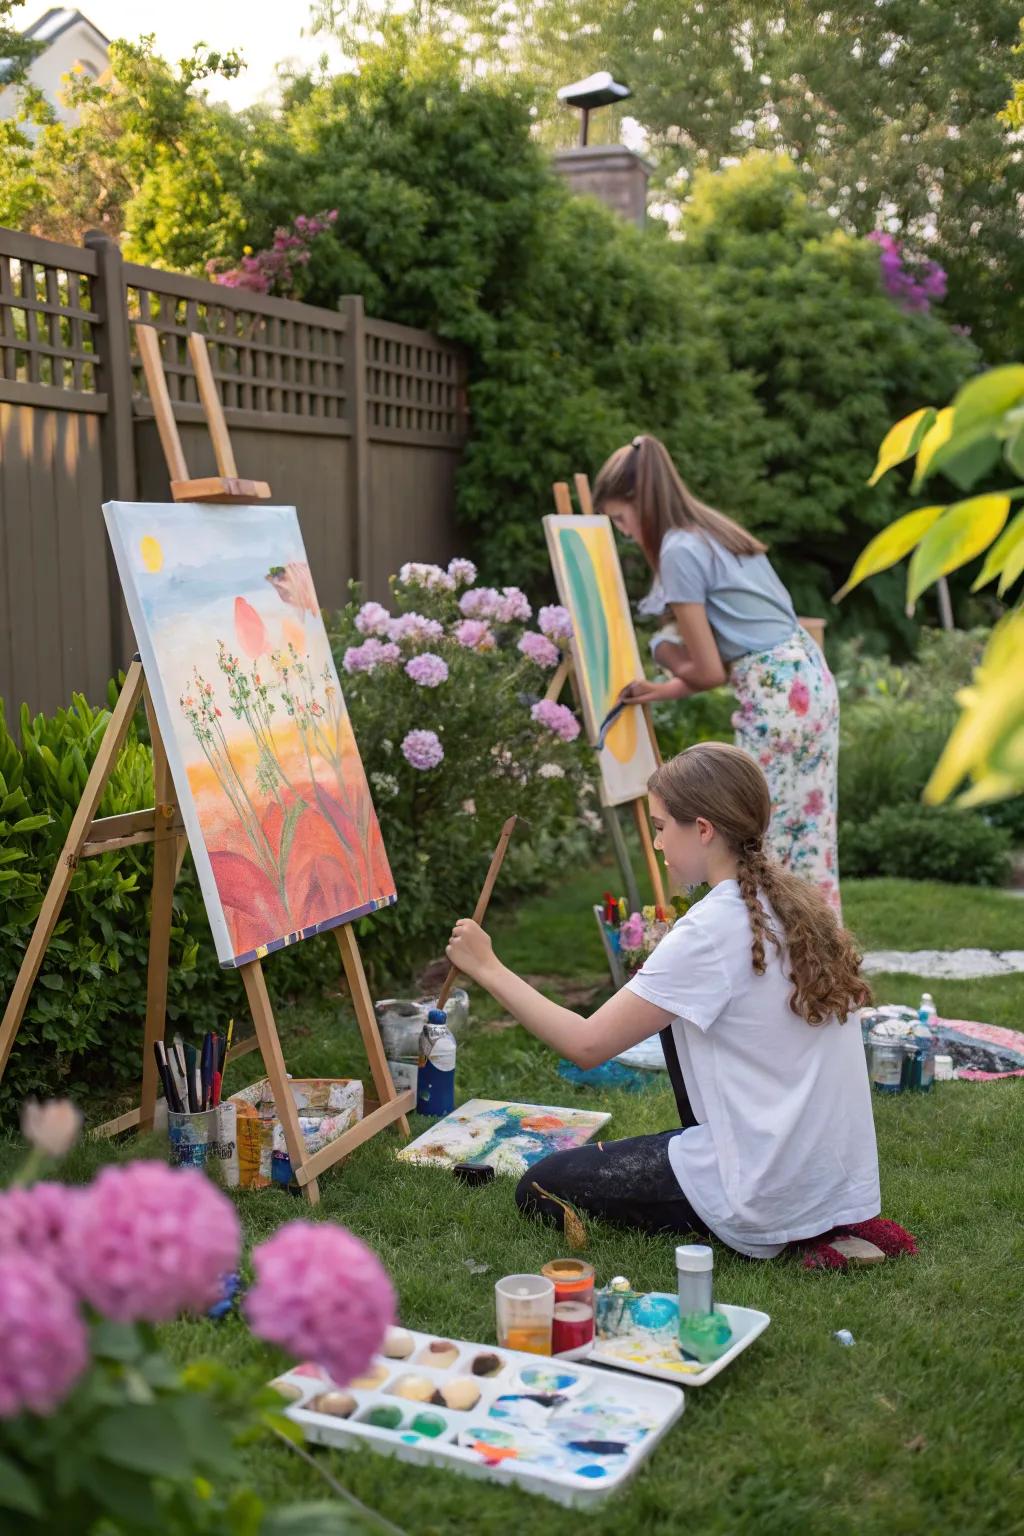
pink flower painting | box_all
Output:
[104,502,396,967]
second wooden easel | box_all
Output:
[0,326,414,1204]
[545,473,667,912]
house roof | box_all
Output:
[22,8,110,50]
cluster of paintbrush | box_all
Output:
[153,1022,234,1115]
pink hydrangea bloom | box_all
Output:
[0,1182,81,1269]
[453,619,495,651]
[398,562,455,591]
[530,699,581,743]
[388,613,444,645]
[459,587,501,619]
[518,631,560,668]
[0,1255,89,1418]
[401,729,444,770]
[68,1163,240,1323]
[405,653,449,688]
[447,558,477,586]
[244,1220,395,1387]
[496,586,531,623]
[538,604,573,641]
[343,639,401,674]
[355,601,392,636]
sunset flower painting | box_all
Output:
[102,502,396,967]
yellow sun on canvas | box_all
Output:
[140,536,164,573]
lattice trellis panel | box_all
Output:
[365,328,466,438]
[0,248,99,395]
[124,274,348,422]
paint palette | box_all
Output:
[272,1328,684,1507]
[588,1299,771,1387]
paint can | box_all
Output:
[416,1011,457,1117]
[376,999,430,1097]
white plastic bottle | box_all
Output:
[675,1244,714,1315]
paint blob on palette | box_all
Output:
[396,1099,611,1175]
[272,1326,683,1507]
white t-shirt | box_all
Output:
[626,880,880,1258]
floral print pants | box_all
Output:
[730,629,841,914]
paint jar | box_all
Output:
[900,1035,936,1092]
[869,1038,905,1094]
[676,1244,714,1316]
[495,1273,554,1356]
[934,1054,954,1082]
[595,1277,642,1339]
[167,1104,238,1184]
[375,999,430,1097]
[542,1259,595,1354]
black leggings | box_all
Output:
[515,1130,711,1237]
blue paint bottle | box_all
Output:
[416,1009,456,1117]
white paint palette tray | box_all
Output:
[588,1299,771,1386]
[272,1326,684,1507]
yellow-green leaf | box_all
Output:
[867,408,936,487]
[950,364,1024,436]
[971,510,1024,591]
[925,612,1024,803]
[912,407,953,487]
[906,494,1011,607]
[833,505,946,603]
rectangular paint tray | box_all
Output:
[272,1327,684,1508]
[588,1298,770,1387]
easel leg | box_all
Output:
[140,698,181,1133]
[601,805,641,916]
[335,925,410,1138]
[240,960,321,1207]
[0,663,147,1083]
[633,798,667,909]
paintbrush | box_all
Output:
[436,814,518,1010]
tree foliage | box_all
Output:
[311,0,1024,361]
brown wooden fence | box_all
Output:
[0,227,469,717]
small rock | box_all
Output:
[833,1329,855,1347]
[832,1236,886,1266]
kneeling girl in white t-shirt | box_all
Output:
[445,741,880,1257]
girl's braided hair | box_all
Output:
[649,743,871,1025]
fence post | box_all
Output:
[85,230,137,673]
[340,293,371,594]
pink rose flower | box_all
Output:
[453,619,495,651]
[459,587,501,619]
[244,1220,395,1387]
[355,601,392,636]
[447,558,477,586]
[518,631,560,668]
[405,652,449,688]
[530,699,581,743]
[343,639,401,673]
[538,605,573,641]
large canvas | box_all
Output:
[544,515,659,805]
[396,1099,611,1176]
[103,502,395,968]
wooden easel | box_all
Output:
[0,327,414,1205]
[546,474,667,911]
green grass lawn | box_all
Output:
[6,871,1024,1534]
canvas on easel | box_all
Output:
[543,476,666,910]
[103,500,395,967]
[0,327,413,1205]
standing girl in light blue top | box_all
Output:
[593,434,840,913]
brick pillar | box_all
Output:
[552,145,653,227]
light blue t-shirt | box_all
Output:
[639,528,798,663]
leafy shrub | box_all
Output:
[839,804,1012,886]
[0,693,223,1120]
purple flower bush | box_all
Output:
[207,210,340,298]
[869,232,947,314]
[327,561,598,975]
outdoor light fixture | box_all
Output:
[557,71,632,146]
